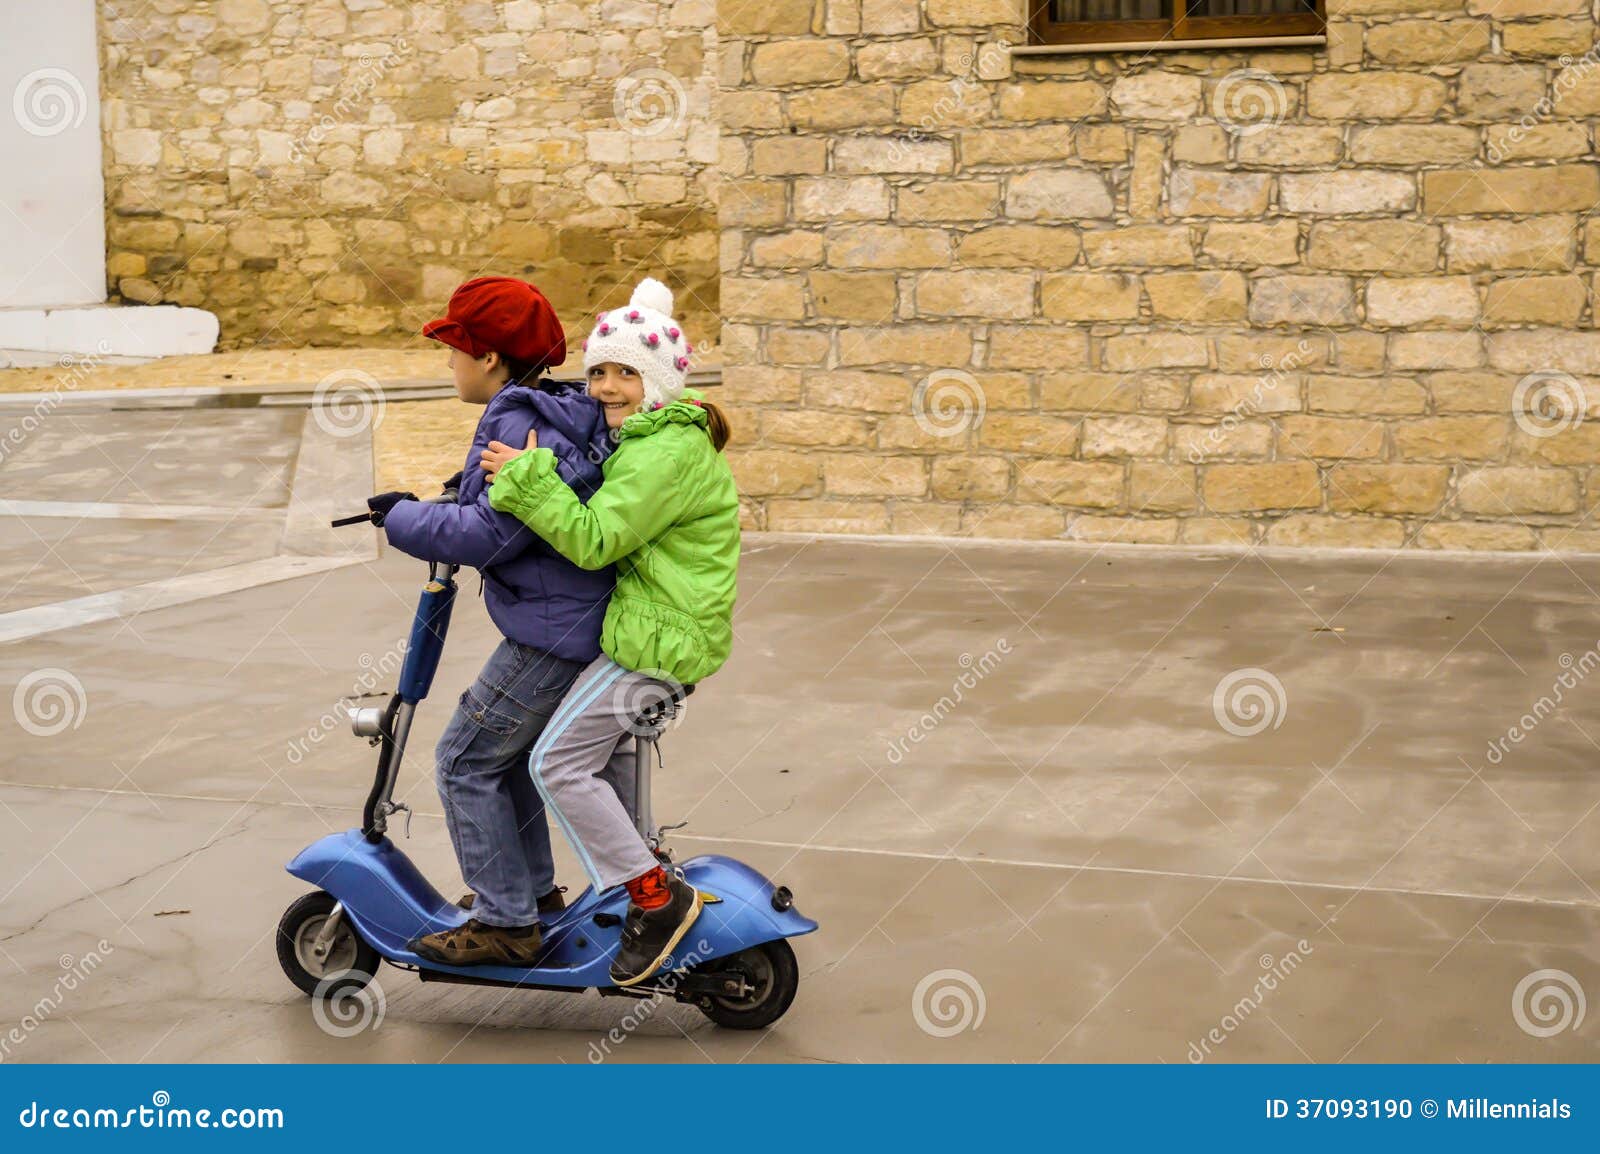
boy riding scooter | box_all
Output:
[362,277,615,966]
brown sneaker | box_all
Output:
[410,918,542,966]
[457,887,566,915]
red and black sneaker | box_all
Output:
[609,871,703,987]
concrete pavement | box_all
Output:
[0,399,1596,1063]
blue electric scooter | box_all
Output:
[276,492,816,1029]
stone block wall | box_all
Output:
[98,0,719,349]
[718,0,1600,550]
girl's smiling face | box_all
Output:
[587,361,645,428]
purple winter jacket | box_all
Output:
[381,379,616,663]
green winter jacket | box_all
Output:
[488,395,739,686]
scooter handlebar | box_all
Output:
[330,489,459,529]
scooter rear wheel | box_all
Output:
[692,938,799,1030]
[277,890,380,997]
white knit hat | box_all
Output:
[582,278,694,411]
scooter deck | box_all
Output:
[287,830,817,989]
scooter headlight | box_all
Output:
[350,706,385,738]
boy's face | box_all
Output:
[449,347,506,405]
[587,361,645,428]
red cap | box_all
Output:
[422,277,566,370]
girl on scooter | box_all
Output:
[479,277,740,985]
[372,277,618,967]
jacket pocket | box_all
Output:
[459,683,523,737]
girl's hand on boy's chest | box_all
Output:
[480,429,538,480]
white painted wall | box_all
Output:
[0,1,106,308]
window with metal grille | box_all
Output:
[1032,0,1324,45]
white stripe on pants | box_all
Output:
[528,656,667,892]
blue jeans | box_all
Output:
[434,639,587,928]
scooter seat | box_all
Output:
[631,682,694,729]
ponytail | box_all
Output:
[699,399,731,452]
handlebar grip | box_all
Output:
[331,490,456,528]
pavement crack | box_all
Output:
[0,818,257,946]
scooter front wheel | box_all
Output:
[276,890,380,997]
[692,938,799,1030]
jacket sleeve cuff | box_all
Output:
[379,497,423,552]
[488,448,559,518]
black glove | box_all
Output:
[439,470,463,497]
[365,491,416,527]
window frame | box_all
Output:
[1030,0,1325,45]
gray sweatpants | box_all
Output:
[528,656,669,892]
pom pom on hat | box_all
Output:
[631,277,676,317]
[583,277,693,410]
